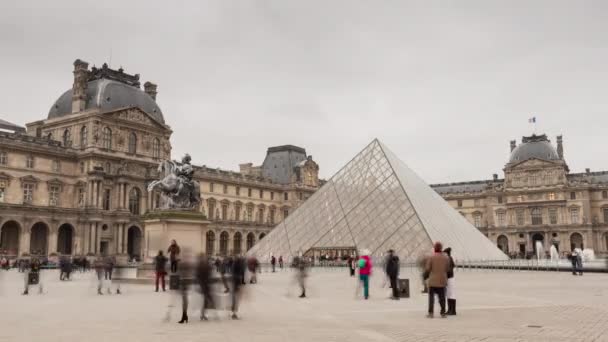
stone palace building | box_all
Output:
[0,59,320,260]
[432,134,608,258]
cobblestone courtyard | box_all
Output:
[1,268,607,342]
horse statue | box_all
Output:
[147,154,200,209]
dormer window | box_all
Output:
[128,132,137,154]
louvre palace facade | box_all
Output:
[431,134,608,258]
[0,59,320,260]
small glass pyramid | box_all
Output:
[248,139,508,263]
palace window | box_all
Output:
[221,204,228,220]
[0,151,7,165]
[604,209,608,224]
[103,189,111,210]
[223,184,228,194]
[247,206,253,221]
[0,181,6,202]
[284,192,288,201]
[78,188,85,207]
[548,192,556,201]
[80,126,88,147]
[248,188,252,197]
[49,185,60,206]
[570,192,576,200]
[516,209,525,226]
[26,155,34,169]
[270,208,276,224]
[457,199,462,207]
[62,128,71,147]
[602,191,608,199]
[52,160,60,173]
[283,208,289,219]
[474,199,480,206]
[235,204,242,221]
[128,132,137,154]
[105,162,111,173]
[209,183,214,192]
[80,162,85,174]
[549,208,558,224]
[298,192,303,200]
[497,196,503,204]
[208,201,215,220]
[236,186,241,196]
[259,190,264,199]
[529,173,538,186]
[531,208,543,225]
[102,127,112,149]
[497,211,505,227]
[129,188,140,215]
[473,213,482,228]
[23,183,34,204]
[258,208,264,223]
[152,138,161,159]
[570,208,579,224]
[271,192,274,200]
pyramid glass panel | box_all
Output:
[248,139,508,263]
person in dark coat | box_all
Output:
[247,256,259,284]
[444,247,456,315]
[385,250,400,300]
[167,240,181,273]
[231,256,246,319]
[195,254,214,320]
[271,255,276,272]
[94,257,105,295]
[154,250,168,292]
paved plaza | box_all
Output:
[1,267,607,342]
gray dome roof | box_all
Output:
[509,140,559,163]
[47,79,164,124]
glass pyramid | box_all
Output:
[248,139,508,263]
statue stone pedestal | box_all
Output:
[142,210,209,263]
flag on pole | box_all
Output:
[528,117,536,123]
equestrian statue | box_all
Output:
[147,154,200,209]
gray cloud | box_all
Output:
[1,0,607,183]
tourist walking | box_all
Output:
[177,249,193,324]
[271,255,276,272]
[358,249,372,300]
[195,254,215,321]
[444,247,456,315]
[220,256,231,293]
[167,240,181,273]
[154,250,168,292]
[248,256,259,284]
[22,257,43,295]
[571,248,583,276]
[425,242,449,318]
[231,256,246,319]
[94,256,105,295]
[385,250,400,300]
[294,256,308,298]
[417,253,429,293]
[279,255,283,270]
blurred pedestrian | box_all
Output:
[195,254,214,321]
[444,247,456,315]
[154,250,168,292]
[177,249,194,324]
[248,256,259,284]
[279,255,284,270]
[385,250,400,300]
[294,256,308,298]
[22,257,42,295]
[94,256,105,295]
[220,256,231,293]
[167,240,181,273]
[417,254,429,293]
[348,255,356,277]
[271,255,276,272]
[231,255,246,319]
[425,242,449,318]
[358,249,372,300]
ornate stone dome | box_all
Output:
[47,62,164,124]
[509,134,560,163]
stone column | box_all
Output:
[48,226,58,254]
[94,223,100,254]
[19,228,30,257]
[214,230,220,257]
[117,183,123,209]
[88,180,94,206]
[121,223,127,254]
[97,181,103,209]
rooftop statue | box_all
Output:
[148,154,200,209]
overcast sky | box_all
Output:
[1,1,607,183]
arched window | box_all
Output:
[531,208,543,225]
[246,232,255,251]
[233,232,242,255]
[80,126,88,147]
[497,235,509,253]
[206,231,215,256]
[129,188,140,215]
[102,127,112,149]
[152,138,161,159]
[603,191,608,200]
[128,132,137,154]
[220,231,229,256]
[62,129,71,146]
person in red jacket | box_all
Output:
[358,249,373,300]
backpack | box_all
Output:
[358,258,366,268]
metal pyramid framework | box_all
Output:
[249,139,508,262]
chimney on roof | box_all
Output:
[144,81,158,101]
[71,59,89,113]
[510,140,516,152]
[557,135,564,160]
